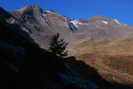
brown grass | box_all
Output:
[71,38,133,84]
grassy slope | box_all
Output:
[71,38,133,84]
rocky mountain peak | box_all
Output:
[91,15,109,20]
[19,5,40,12]
[87,15,123,26]
[17,5,44,17]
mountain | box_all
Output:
[10,5,133,48]
[1,5,133,87]
[11,5,73,48]
[10,5,133,84]
[2,7,133,89]
[0,7,99,89]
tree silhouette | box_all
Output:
[48,33,68,57]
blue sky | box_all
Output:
[0,0,133,25]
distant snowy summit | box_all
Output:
[69,15,125,30]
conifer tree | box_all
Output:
[48,33,68,57]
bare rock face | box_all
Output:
[11,5,73,48]
[10,6,133,49]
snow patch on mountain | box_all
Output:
[114,19,121,24]
[70,20,83,28]
[45,10,52,13]
[101,20,108,24]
